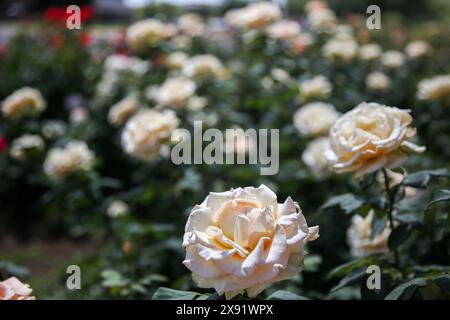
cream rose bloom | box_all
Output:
[366,72,391,92]
[322,37,358,62]
[183,185,319,299]
[44,141,95,179]
[405,40,431,59]
[302,137,331,178]
[417,75,450,102]
[107,200,129,218]
[307,8,337,30]
[299,76,333,101]
[104,54,149,75]
[381,50,405,69]
[347,210,391,257]
[165,51,189,69]
[225,2,281,30]
[121,109,179,160]
[10,134,45,161]
[266,20,301,40]
[126,19,177,50]
[108,96,139,127]
[325,102,425,178]
[0,277,35,300]
[1,87,46,119]
[293,102,340,136]
[178,13,206,37]
[154,77,196,108]
[182,55,228,80]
[359,43,382,61]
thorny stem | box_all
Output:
[382,168,401,267]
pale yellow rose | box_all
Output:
[405,40,432,59]
[0,277,35,300]
[107,200,129,218]
[325,102,425,178]
[182,55,228,80]
[266,20,301,40]
[225,2,281,30]
[126,19,177,50]
[10,134,45,161]
[347,210,391,257]
[299,76,333,101]
[417,75,450,102]
[359,43,382,61]
[381,50,405,69]
[1,87,46,119]
[44,141,95,179]
[165,51,189,70]
[121,109,179,160]
[322,37,358,62]
[366,72,391,92]
[183,185,319,299]
[302,137,332,178]
[178,13,206,37]
[108,96,140,126]
[307,8,337,30]
[293,102,340,136]
[154,77,196,108]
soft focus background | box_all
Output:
[0,0,449,299]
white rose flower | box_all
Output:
[183,184,319,299]
[359,43,382,61]
[405,40,431,59]
[182,55,228,80]
[187,96,208,111]
[299,76,333,101]
[44,141,95,179]
[10,134,45,161]
[165,51,189,69]
[294,102,340,136]
[107,200,129,218]
[178,13,206,37]
[104,54,149,75]
[154,77,196,108]
[225,2,281,30]
[266,20,301,40]
[366,72,391,92]
[1,87,46,119]
[121,109,179,161]
[307,8,337,30]
[322,37,358,62]
[381,50,405,69]
[325,102,425,178]
[108,96,139,126]
[347,210,391,257]
[417,75,450,102]
[302,137,332,178]
[126,19,177,50]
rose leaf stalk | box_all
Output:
[381,167,400,267]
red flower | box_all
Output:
[80,31,92,46]
[0,135,8,153]
[43,5,95,25]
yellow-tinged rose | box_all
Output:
[0,277,35,300]
[1,87,46,119]
[183,185,319,299]
[325,102,425,178]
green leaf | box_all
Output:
[370,217,387,240]
[331,267,366,292]
[327,257,374,279]
[321,193,365,214]
[267,290,309,300]
[385,278,427,300]
[388,224,412,250]
[403,169,449,188]
[101,269,128,288]
[425,190,450,211]
[433,275,450,291]
[151,287,208,300]
[303,255,322,272]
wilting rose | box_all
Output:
[182,54,228,80]
[417,75,450,103]
[108,96,139,126]
[325,102,425,178]
[1,87,46,119]
[44,141,95,179]
[347,210,391,257]
[153,77,196,108]
[121,109,179,161]
[225,2,281,30]
[0,277,35,300]
[10,134,45,161]
[381,50,405,69]
[299,76,332,101]
[126,19,177,50]
[293,102,340,136]
[266,20,301,40]
[405,40,431,59]
[302,137,332,178]
[366,72,391,92]
[183,185,319,299]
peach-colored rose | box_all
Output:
[0,277,35,300]
[325,102,425,178]
[183,185,319,299]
